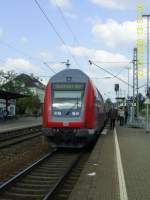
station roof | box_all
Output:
[0,90,27,100]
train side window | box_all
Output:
[97,89,104,112]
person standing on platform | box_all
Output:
[124,106,128,124]
[110,107,118,129]
[3,110,8,120]
[119,108,125,126]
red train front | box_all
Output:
[42,68,106,148]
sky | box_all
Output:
[0,0,150,101]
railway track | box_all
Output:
[51,151,90,200]
[0,149,85,199]
[0,126,42,149]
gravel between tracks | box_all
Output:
[0,136,49,182]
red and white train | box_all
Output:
[42,68,108,148]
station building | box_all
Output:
[0,90,26,119]
[0,98,15,118]
[0,73,45,117]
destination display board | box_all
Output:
[52,83,85,90]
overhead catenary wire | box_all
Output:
[43,62,56,74]
[53,0,91,64]
[0,40,32,60]
[112,61,132,79]
[33,0,81,68]
[54,0,79,45]
[53,0,134,79]
[89,60,133,88]
[93,61,132,63]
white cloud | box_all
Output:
[50,0,71,10]
[3,57,64,77]
[90,0,149,10]
[0,57,52,84]
[92,19,138,49]
[61,44,133,98]
[1,58,42,75]
[20,36,28,43]
[61,45,129,65]
[61,44,133,99]
[6,58,33,71]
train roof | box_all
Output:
[50,68,89,83]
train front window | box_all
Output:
[51,90,84,118]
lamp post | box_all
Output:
[142,14,150,133]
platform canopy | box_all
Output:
[0,90,27,100]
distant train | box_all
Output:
[42,68,108,148]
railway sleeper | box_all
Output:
[20,179,55,184]
[15,182,52,189]
[26,174,60,179]
[1,191,43,200]
[5,186,49,194]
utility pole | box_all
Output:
[132,48,139,119]
[136,48,139,117]
[142,14,150,133]
[132,48,138,123]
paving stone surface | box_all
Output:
[117,126,150,200]
[69,130,119,200]
[69,125,150,200]
[0,116,41,133]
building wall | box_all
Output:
[0,99,16,118]
[29,87,44,103]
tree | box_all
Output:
[16,95,41,115]
[0,70,43,115]
[0,70,17,87]
[105,98,112,106]
[0,70,30,94]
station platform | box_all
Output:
[0,116,42,133]
[69,125,150,200]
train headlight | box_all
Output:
[54,111,61,116]
[72,111,79,116]
[72,112,76,116]
[76,112,79,116]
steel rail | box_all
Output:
[0,125,41,140]
[0,151,56,191]
[0,150,82,199]
[0,132,42,149]
[0,125,42,149]
[43,152,83,200]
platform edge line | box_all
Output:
[114,128,128,200]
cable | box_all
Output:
[112,62,132,78]
[33,0,81,68]
[93,61,131,63]
[0,58,25,73]
[53,0,91,64]
[54,0,79,45]
[89,60,133,88]
[0,40,58,75]
[43,62,56,74]
[0,41,32,60]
